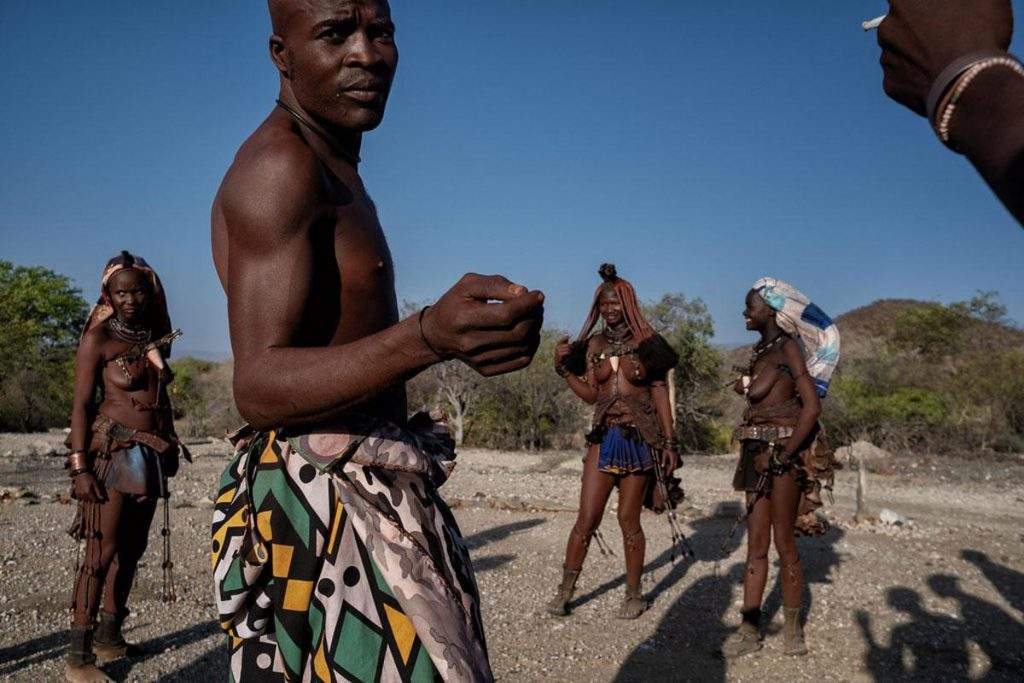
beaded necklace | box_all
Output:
[746,333,787,375]
[107,316,151,344]
[106,318,152,382]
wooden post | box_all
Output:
[854,453,869,523]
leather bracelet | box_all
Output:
[69,468,90,478]
[926,50,1010,125]
[417,306,444,359]
[934,56,1024,151]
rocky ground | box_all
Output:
[1,433,1022,681]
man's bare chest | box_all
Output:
[303,193,398,344]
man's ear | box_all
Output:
[269,35,291,78]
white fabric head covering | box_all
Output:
[753,277,840,397]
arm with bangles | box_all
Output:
[650,378,680,472]
[554,336,598,404]
[68,327,106,503]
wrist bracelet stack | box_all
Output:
[67,451,90,477]
[658,435,680,451]
[926,51,1024,152]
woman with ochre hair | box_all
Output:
[64,251,184,682]
[547,264,681,619]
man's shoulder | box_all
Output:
[219,117,325,225]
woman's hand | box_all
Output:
[554,336,571,366]
[660,447,680,473]
[754,449,770,475]
[72,472,106,503]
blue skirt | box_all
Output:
[597,426,655,474]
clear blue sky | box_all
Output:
[2,1,1022,357]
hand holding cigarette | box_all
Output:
[871,0,1013,116]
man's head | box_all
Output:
[269,0,398,132]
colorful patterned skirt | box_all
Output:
[211,418,491,682]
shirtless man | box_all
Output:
[210,1,543,680]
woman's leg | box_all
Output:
[563,446,616,571]
[614,471,650,619]
[769,470,802,609]
[102,495,157,617]
[548,446,616,615]
[616,472,649,589]
[71,490,125,628]
[742,492,773,612]
[770,468,808,655]
[722,489,772,657]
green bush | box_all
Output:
[826,376,948,442]
[0,261,88,431]
[890,303,968,356]
[169,358,242,438]
[645,293,726,453]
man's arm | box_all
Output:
[877,0,1024,226]
[224,142,543,430]
[949,67,1024,222]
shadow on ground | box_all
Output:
[613,504,845,682]
[465,517,546,574]
[856,548,1024,681]
[0,620,221,681]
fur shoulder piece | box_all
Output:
[638,334,679,379]
[562,340,589,377]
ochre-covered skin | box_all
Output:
[552,277,678,604]
[70,269,171,460]
[66,258,176,683]
[732,289,822,623]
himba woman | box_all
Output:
[722,277,840,658]
[547,264,682,619]
[65,251,184,683]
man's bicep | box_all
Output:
[225,209,315,361]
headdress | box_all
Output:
[83,251,173,353]
[573,263,655,344]
[562,264,678,377]
[752,277,840,397]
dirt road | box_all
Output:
[1,438,1022,681]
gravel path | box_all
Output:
[1,440,1022,681]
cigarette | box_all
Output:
[862,14,886,31]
